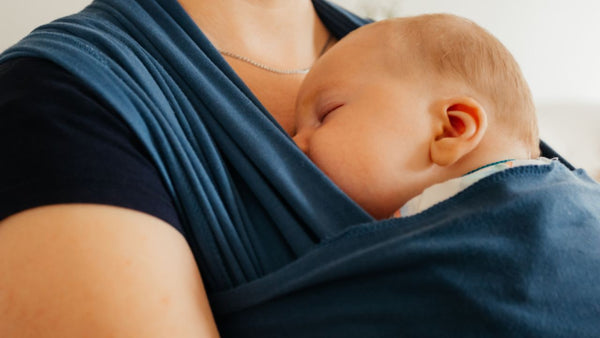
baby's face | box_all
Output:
[293,23,436,219]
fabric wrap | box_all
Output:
[2,0,599,336]
[214,163,600,337]
[0,0,372,292]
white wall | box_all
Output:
[0,0,91,52]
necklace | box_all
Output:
[217,35,333,75]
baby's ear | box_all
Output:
[430,97,488,166]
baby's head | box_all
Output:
[293,14,539,219]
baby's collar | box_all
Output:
[463,159,515,176]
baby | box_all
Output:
[293,13,543,219]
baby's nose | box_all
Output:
[292,131,309,155]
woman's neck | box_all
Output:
[178,0,327,67]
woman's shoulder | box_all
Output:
[0,203,219,337]
[0,57,182,231]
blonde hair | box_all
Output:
[383,14,539,157]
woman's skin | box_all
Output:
[181,0,333,134]
[0,1,329,336]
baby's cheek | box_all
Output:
[308,129,387,213]
[308,128,360,183]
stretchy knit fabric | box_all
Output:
[1,0,599,336]
[213,162,600,337]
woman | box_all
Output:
[2,0,599,337]
[0,0,370,336]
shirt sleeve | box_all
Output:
[0,57,183,232]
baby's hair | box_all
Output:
[383,14,539,157]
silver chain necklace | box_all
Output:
[217,35,333,75]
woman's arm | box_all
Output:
[0,204,219,337]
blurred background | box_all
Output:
[1,0,598,179]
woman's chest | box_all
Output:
[229,66,306,135]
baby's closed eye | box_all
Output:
[318,103,344,123]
